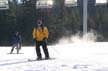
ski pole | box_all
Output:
[50,46,60,55]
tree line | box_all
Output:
[0,0,108,46]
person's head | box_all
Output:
[37,20,43,27]
[15,31,19,36]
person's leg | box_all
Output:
[19,43,21,50]
[36,41,42,59]
[10,44,15,53]
[16,43,19,54]
[42,41,49,59]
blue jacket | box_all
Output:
[11,35,21,44]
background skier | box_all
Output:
[10,32,22,54]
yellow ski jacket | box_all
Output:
[32,27,49,41]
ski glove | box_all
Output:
[43,38,47,44]
[43,37,46,40]
[33,39,36,42]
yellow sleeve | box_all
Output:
[32,28,36,39]
[43,27,49,39]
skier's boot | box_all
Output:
[36,57,42,60]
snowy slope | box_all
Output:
[0,42,108,71]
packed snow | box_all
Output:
[0,42,108,71]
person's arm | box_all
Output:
[19,35,21,43]
[32,28,36,41]
[43,27,49,40]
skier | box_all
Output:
[10,31,22,54]
[32,20,50,60]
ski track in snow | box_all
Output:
[0,42,108,71]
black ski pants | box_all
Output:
[35,40,49,58]
[10,43,19,54]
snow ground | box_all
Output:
[0,42,108,71]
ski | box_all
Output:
[7,53,24,54]
[28,58,56,61]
